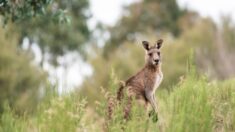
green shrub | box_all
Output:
[1,70,235,132]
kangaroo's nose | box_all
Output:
[154,59,159,63]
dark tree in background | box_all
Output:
[0,0,91,113]
[1,0,91,66]
[17,0,91,66]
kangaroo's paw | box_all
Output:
[152,112,158,123]
[149,110,158,123]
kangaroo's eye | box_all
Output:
[148,53,152,56]
[157,52,160,56]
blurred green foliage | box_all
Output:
[2,0,91,66]
[0,28,46,113]
[0,0,91,115]
[16,0,90,66]
[0,0,52,23]
[103,0,199,56]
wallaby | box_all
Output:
[116,39,164,119]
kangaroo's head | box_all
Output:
[142,39,163,66]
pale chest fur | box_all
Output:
[153,72,163,91]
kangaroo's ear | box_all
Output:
[155,39,163,49]
[142,41,149,50]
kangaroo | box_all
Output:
[117,39,164,119]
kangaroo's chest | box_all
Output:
[153,72,163,91]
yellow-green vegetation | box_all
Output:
[0,28,46,113]
[1,69,235,132]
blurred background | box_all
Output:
[0,0,235,113]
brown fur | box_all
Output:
[117,39,164,119]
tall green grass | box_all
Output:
[1,70,235,132]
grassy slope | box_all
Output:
[1,71,235,132]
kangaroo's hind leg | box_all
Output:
[153,94,159,113]
[124,96,132,120]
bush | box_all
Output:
[1,70,235,132]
